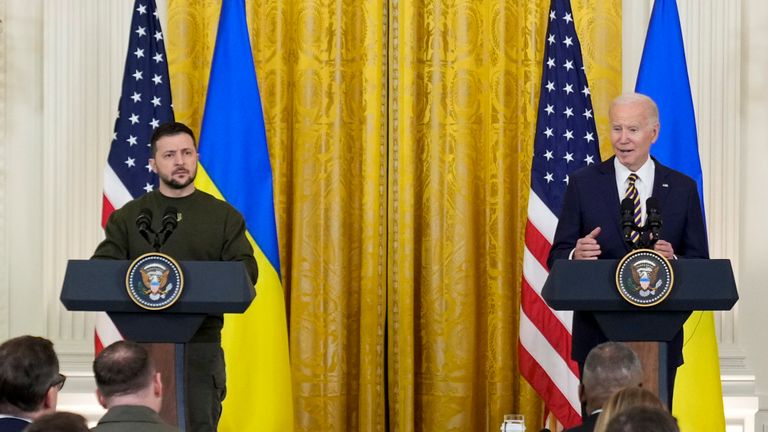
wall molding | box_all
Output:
[41,0,132,346]
[0,0,8,340]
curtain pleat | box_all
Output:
[167,1,621,430]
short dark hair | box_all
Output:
[0,336,59,414]
[605,406,679,432]
[150,121,196,156]
[26,412,89,432]
[93,341,154,398]
[582,342,643,408]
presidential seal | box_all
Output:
[615,249,674,307]
[125,253,184,310]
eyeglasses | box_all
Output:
[50,373,66,391]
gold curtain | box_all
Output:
[167,1,620,431]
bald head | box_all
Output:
[581,342,643,412]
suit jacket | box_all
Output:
[547,157,709,364]
[563,412,599,432]
[0,417,30,432]
[91,405,177,432]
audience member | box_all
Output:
[0,336,62,432]
[564,342,643,432]
[92,341,177,432]
[25,412,89,432]
[594,387,666,432]
[604,405,679,432]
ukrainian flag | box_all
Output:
[636,1,724,430]
[195,0,293,430]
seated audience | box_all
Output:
[594,387,667,432]
[564,342,643,432]
[0,336,62,432]
[604,405,679,432]
[26,412,89,432]
[91,341,177,432]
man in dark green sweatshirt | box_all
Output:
[93,122,258,432]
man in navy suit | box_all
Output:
[547,93,709,405]
[0,336,63,432]
[564,342,643,432]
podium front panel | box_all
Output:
[543,259,738,312]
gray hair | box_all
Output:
[582,342,643,409]
[610,93,660,126]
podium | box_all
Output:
[542,258,738,404]
[60,259,256,430]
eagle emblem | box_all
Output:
[140,265,172,300]
[126,253,184,310]
[630,260,662,297]
[615,249,674,307]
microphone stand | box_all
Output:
[621,206,662,250]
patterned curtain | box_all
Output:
[167,1,620,430]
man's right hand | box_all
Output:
[573,227,602,260]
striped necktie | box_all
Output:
[625,173,641,243]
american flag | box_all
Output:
[518,0,600,427]
[96,0,174,352]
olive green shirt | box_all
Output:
[93,189,258,342]
[91,405,178,432]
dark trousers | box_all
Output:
[186,342,227,432]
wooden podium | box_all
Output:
[60,259,255,431]
[542,258,738,405]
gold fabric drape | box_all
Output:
[167,1,620,431]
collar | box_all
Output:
[0,414,32,422]
[100,405,164,424]
[614,156,655,183]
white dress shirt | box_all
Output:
[568,156,658,259]
[614,157,655,226]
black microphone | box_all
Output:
[646,197,662,246]
[159,207,179,247]
[161,207,178,233]
[136,208,154,247]
[620,197,636,247]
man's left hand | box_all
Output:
[654,240,675,259]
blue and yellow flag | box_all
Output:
[636,1,724,431]
[196,0,293,430]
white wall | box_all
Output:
[738,0,768,429]
[0,0,167,423]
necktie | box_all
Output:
[625,173,641,243]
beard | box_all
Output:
[159,169,196,190]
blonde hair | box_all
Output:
[594,387,666,432]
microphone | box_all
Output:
[620,197,636,247]
[136,208,154,247]
[159,207,179,247]
[161,207,178,233]
[136,208,153,232]
[646,197,662,246]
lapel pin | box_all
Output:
[662,183,669,188]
